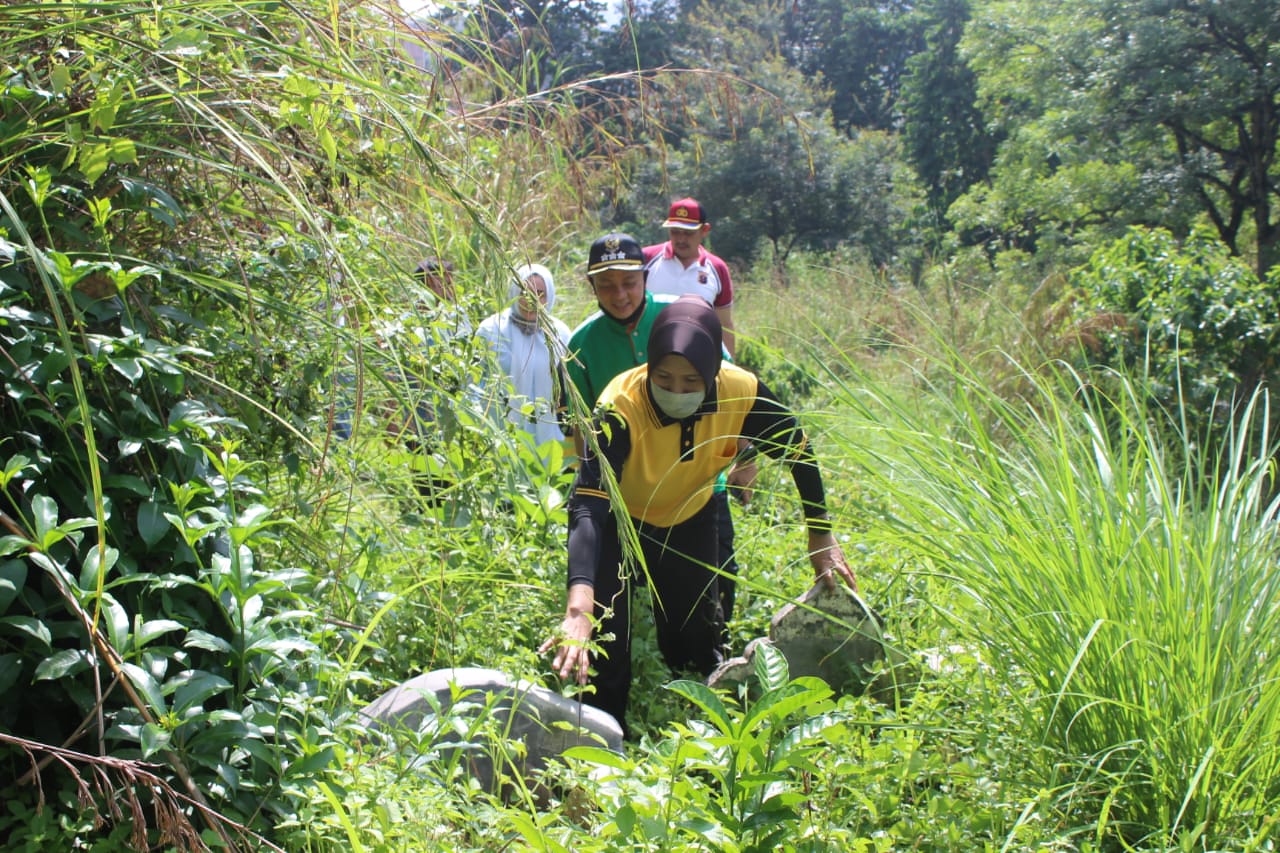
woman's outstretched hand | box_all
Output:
[539,583,597,684]
[807,530,858,592]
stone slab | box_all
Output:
[709,583,912,701]
[360,667,623,793]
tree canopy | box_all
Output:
[958,0,1280,275]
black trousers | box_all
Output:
[585,499,726,733]
[714,489,739,625]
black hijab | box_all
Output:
[647,296,723,395]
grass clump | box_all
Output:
[823,346,1280,848]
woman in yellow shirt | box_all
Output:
[541,296,857,734]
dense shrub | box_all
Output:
[0,248,351,844]
[1068,226,1280,455]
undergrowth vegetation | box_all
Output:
[2,2,1279,851]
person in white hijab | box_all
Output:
[475,263,572,458]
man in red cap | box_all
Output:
[643,197,736,357]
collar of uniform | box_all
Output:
[661,242,708,265]
[601,292,651,333]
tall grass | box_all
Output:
[820,345,1280,846]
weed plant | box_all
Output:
[821,346,1280,849]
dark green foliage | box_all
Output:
[0,4,375,845]
[1069,226,1280,450]
[785,0,925,134]
[900,0,997,216]
[959,0,1280,276]
[0,258,341,843]
[735,337,818,404]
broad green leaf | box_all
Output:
[108,356,143,383]
[1,615,51,650]
[98,594,130,651]
[108,137,136,165]
[79,544,119,590]
[139,721,171,759]
[136,618,184,647]
[675,817,729,845]
[120,661,166,713]
[0,536,32,558]
[285,746,335,780]
[50,64,72,94]
[31,495,59,545]
[102,473,149,494]
[0,560,27,613]
[774,711,849,760]
[742,681,831,734]
[666,679,733,735]
[753,641,789,692]
[118,178,184,227]
[614,803,636,837]
[185,630,233,654]
[34,648,90,681]
[240,593,263,627]
[137,502,171,547]
[168,399,238,433]
[562,745,632,770]
[30,495,96,551]
[78,143,111,184]
[504,811,570,853]
[172,671,232,714]
[0,454,32,489]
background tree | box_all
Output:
[957,0,1280,275]
[784,0,925,134]
[448,0,607,91]
[618,0,925,270]
[899,0,997,217]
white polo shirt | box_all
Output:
[642,243,734,309]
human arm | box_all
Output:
[538,582,596,684]
[741,379,858,592]
[716,304,736,358]
[540,409,632,678]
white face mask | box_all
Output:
[651,384,705,420]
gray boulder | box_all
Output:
[360,667,623,793]
[709,583,913,701]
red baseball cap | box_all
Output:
[662,197,708,230]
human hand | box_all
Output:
[807,530,858,593]
[538,611,594,685]
[726,458,757,505]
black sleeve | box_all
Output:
[566,408,631,588]
[740,378,830,530]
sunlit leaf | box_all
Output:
[34,648,90,681]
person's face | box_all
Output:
[650,354,706,395]
[517,273,548,319]
[589,269,646,320]
[423,269,455,301]
[668,225,708,262]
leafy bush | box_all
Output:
[0,3,397,845]
[1068,226,1280,449]
[0,255,344,844]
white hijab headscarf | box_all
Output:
[511,263,556,311]
[474,262,571,457]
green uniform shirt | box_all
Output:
[565,293,674,410]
